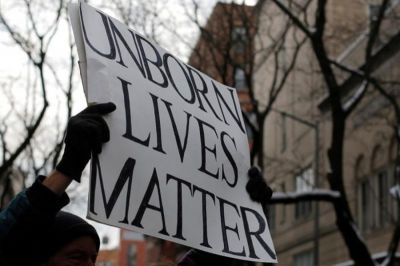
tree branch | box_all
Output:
[270,0,313,38]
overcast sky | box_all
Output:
[0,0,258,250]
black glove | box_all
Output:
[56,102,116,182]
[246,167,273,206]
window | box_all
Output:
[244,111,256,146]
[278,46,288,71]
[280,113,287,153]
[295,167,314,219]
[378,170,390,226]
[358,164,393,230]
[98,262,113,266]
[368,3,383,47]
[231,26,247,52]
[280,183,287,224]
[234,67,247,91]
[360,178,375,230]
[127,244,137,266]
[265,204,276,232]
[368,4,381,29]
[293,250,314,266]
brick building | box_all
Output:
[97,229,146,266]
[188,2,256,145]
[96,229,189,266]
[97,248,119,266]
[118,229,147,266]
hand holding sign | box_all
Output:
[56,102,116,182]
[246,167,273,206]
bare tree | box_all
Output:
[264,0,400,265]
[182,0,308,171]
[0,0,76,205]
[100,0,191,59]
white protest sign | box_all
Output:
[69,1,276,263]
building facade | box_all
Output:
[254,0,400,265]
[188,2,256,145]
[97,229,146,266]
[97,248,120,266]
[97,229,189,266]
[187,0,400,265]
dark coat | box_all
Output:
[0,176,69,266]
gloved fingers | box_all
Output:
[78,114,111,142]
[246,167,273,204]
[78,140,92,158]
[246,181,272,204]
[90,133,103,154]
[65,118,108,152]
[65,117,109,145]
[56,103,115,182]
[246,183,273,204]
[248,166,262,179]
[80,102,116,116]
[83,119,109,154]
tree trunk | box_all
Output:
[328,107,375,266]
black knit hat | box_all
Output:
[37,211,100,263]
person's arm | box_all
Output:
[42,101,117,196]
[0,102,116,227]
[0,175,71,266]
[0,102,116,265]
[42,170,73,196]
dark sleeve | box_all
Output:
[0,176,69,265]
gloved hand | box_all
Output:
[246,167,273,206]
[56,102,116,182]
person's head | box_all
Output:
[37,211,100,266]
